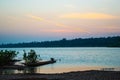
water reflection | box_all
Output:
[0,69,18,75]
[23,67,38,74]
[0,63,56,75]
[1,67,120,75]
[101,68,115,71]
[0,67,38,75]
[100,67,120,71]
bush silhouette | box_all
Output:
[0,50,18,66]
[23,50,37,63]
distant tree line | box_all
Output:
[0,36,120,48]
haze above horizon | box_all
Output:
[0,0,120,44]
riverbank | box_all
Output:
[0,70,120,80]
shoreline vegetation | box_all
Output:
[0,36,120,48]
[0,50,56,69]
[0,50,19,66]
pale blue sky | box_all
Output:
[0,0,120,43]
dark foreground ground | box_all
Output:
[0,70,120,80]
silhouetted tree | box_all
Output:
[0,50,18,66]
[23,50,38,63]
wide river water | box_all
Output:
[0,47,120,74]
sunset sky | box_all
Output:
[0,0,120,43]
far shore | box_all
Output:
[0,70,120,80]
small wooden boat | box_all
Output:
[23,59,56,67]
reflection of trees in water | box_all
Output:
[0,69,16,75]
[23,67,37,74]
[0,67,38,74]
[1,67,39,74]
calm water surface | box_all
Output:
[0,47,120,74]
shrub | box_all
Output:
[0,50,18,66]
[23,49,37,63]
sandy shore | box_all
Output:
[0,70,120,80]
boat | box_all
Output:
[23,59,56,67]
